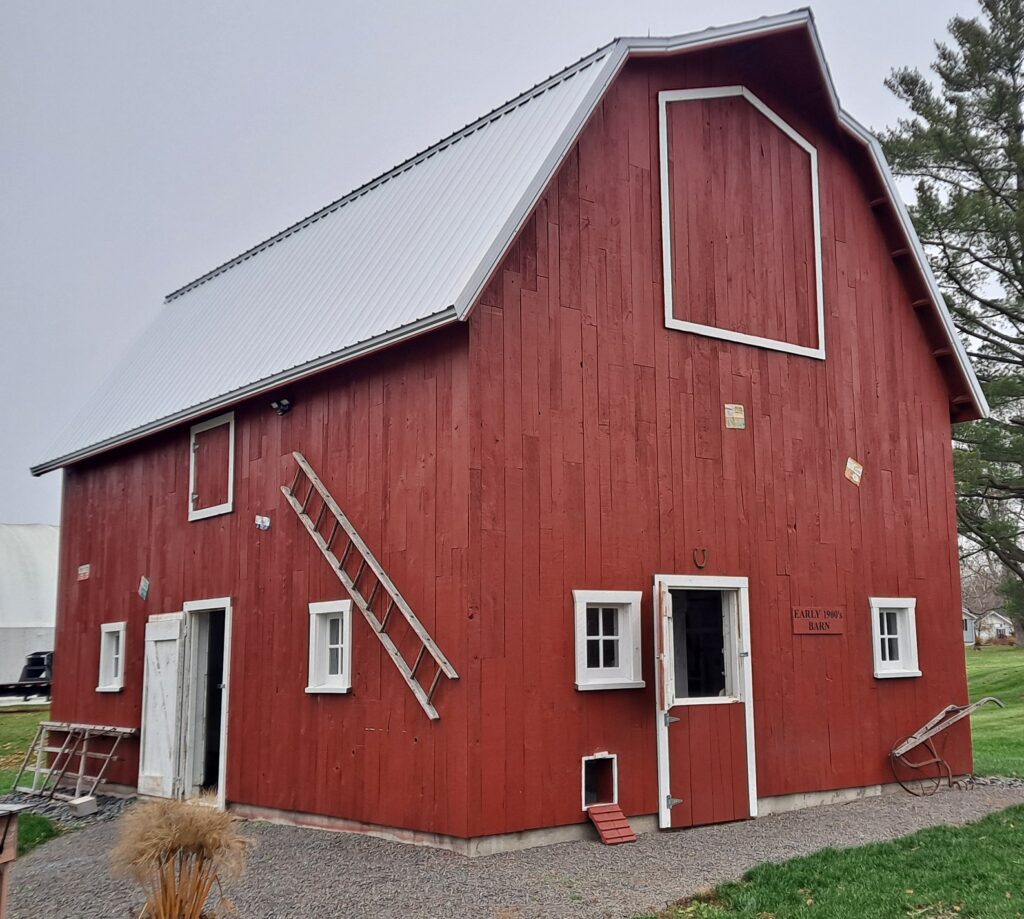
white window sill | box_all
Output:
[96,685,123,693]
[670,695,741,706]
[189,502,234,522]
[874,669,922,680]
[305,685,351,694]
[576,679,646,692]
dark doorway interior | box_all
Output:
[202,610,225,789]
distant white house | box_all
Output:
[963,608,978,645]
[976,610,1016,644]
[0,523,58,683]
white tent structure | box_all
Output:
[0,524,58,683]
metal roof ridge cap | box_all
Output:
[617,8,813,53]
[162,42,616,304]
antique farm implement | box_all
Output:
[890,697,1004,795]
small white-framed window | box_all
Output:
[188,412,235,522]
[869,597,920,678]
[306,600,353,693]
[573,590,644,691]
[97,621,126,692]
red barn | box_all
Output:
[31,10,988,853]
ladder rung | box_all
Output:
[300,479,315,513]
[326,519,340,550]
[411,645,426,678]
[380,599,396,631]
[289,466,303,495]
[352,558,367,588]
[313,503,326,530]
[366,580,381,611]
[427,666,443,702]
[41,747,118,758]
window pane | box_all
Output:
[885,611,899,637]
[603,638,618,668]
[888,637,900,662]
[672,590,726,698]
[328,646,340,676]
[602,607,618,636]
[586,638,600,668]
[328,616,340,645]
[586,607,599,636]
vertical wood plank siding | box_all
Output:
[464,48,969,837]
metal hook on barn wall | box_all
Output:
[693,548,708,569]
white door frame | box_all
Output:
[653,574,757,827]
[181,597,233,810]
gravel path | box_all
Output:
[8,784,1024,919]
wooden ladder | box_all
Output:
[281,451,458,720]
[12,721,136,801]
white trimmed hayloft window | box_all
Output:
[869,598,920,679]
[306,600,353,693]
[188,412,235,521]
[573,590,644,691]
[97,621,126,692]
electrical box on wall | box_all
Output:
[255,515,271,531]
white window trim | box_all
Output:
[580,751,619,811]
[658,85,826,360]
[572,590,644,691]
[869,597,921,679]
[97,621,126,692]
[306,600,353,694]
[188,411,235,521]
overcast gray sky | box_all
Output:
[1,0,968,525]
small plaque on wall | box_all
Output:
[792,606,846,635]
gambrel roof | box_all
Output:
[32,8,988,476]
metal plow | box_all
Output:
[890,696,1005,796]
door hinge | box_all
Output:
[666,794,683,809]
[664,712,680,726]
[739,650,750,658]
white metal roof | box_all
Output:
[32,9,987,475]
[0,524,59,629]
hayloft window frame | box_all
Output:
[658,85,826,360]
[188,412,235,522]
[869,597,920,679]
[306,600,353,694]
[573,590,644,691]
[97,621,126,692]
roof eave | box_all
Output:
[31,307,460,476]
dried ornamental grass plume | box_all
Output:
[111,799,248,919]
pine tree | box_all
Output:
[881,0,1024,630]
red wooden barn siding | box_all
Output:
[666,94,819,350]
[52,326,474,836]
[463,46,970,838]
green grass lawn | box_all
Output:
[0,708,60,854]
[648,805,1024,918]
[966,645,1024,778]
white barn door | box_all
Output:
[138,613,186,797]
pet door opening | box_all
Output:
[582,753,618,809]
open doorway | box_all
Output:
[182,600,231,806]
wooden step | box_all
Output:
[587,803,637,845]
